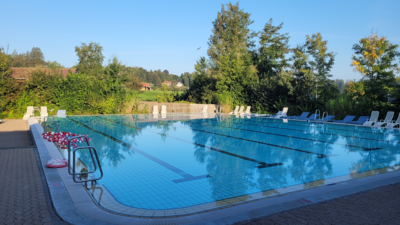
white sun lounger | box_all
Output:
[57,110,67,118]
[153,105,159,114]
[238,106,244,114]
[161,105,167,114]
[23,106,34,120]
[363,111,379,126]
[386,113,400,128]
[373,111,395,127]
[229,106,239,114]
[40,106,48,122]
[242,106,251,115]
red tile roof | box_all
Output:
[165,81,172,84]
[11,67,76,79]
[142,83,150,87]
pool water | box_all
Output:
[49,114,400,215]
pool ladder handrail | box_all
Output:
[314,109,320,120]
[321,111,328,122]
[67,135,103,186]
[43,116,60,133]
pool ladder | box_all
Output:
[67,136,104,186]
[43,116,60,133]
[313,110,328,123]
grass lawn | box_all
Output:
[139,91,183,101]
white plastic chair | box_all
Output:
[23,106,34,120]
[242,106,251,115]
[161,105,167,114]
[152,105,159,114]
[373,111,394,127]
[363,111,379,126]
[229,106,239,115]
[57,110,66,118]
[282,107,288,117]
[238,106,244,114]
[386,113,400,128]
[40,106,48,122]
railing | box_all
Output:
[43,116,59,133]
[314,109,320,120]
[67,135,103,186]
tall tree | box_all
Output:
[351,32,400,107]
[207,2,257,104]
[305,33,336,102]
[75,42,104,74]
[255,19,290,80]
[29,47,46,67]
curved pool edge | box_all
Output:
[29,117,400,225]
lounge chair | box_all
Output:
[333,115,356,123]
[23,106,34,120]
[373,111,394,127]
[270,107,289,118]
[229,106,239,114]
[386,113,400,128]
[152,105,159,114]
[161,105,167,114]
[298,114,319,121]
[346,116,370,125]
[242,106,251,115]
[57,110,67,118]
[284,112,309,120]
[363,111,379,126]
[40,106,48,122]
[202,105,208,113]
[238,106,244,114]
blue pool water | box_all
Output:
[50,114,400,212]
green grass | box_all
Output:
[138,91,184,101]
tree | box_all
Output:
[0,48,12,78]
[75,42,104,74]
[47,60,64,69]
[163,69,169,74]
[305,33,336,103]
[206,2,257,104]
[351,32,400,107]
[254,19,290,80]
[29,47,46,67]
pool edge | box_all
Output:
[29,117,400,225]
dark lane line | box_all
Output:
[69,118,209,183]
[207,120,399,145]
[187,121,369,150]
[190,128,332,157]
[248,118,400,137]
[154,121,333,157]
[98,116,283,169]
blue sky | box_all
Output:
[1,0,399,80]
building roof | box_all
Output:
[165,81,172,84]
[142,83,150,87]
[11,67,76,79]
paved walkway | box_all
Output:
[242,182,400,225]
[0,119,68,225]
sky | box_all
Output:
[1,0,399,80]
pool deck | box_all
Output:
[1,118,400,224]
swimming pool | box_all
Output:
[49,114,400,217]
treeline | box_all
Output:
[126,67,195,88]
[9,47,64,69]
[0,42,143,118]
[180,3,400,118]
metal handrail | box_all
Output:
[322,111,328,122]
[315,109,320,120]
[43,116,59,133]
[72,146,103,186]
[67,135,92,175]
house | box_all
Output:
[176,82,183,87]
[11,67,76,83]
[141,83,152,91]
[165,81,172,87]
